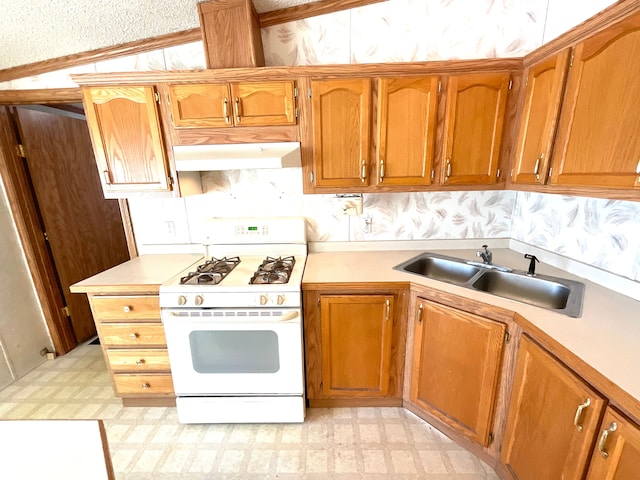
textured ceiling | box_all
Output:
[0,0,317,70]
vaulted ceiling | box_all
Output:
[0,0,318,70]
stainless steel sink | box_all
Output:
[394,252,585,317]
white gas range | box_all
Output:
[160,217,307,424]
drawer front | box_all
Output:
[107,348,171,372]
[91,295,160,321]
[99,323,167,347]
[113,373,174,396]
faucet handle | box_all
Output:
[524,254,539,276]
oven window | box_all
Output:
[189,330,280,373]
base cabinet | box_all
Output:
[500,335,606,480]
[303,289,406,405]
[410,299,507,447]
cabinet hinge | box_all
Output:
[154,92,160,103]
[437,81,442,95]
[295,107,299,119]
[525,76,528,87]
[488,432,494,445]
[508,79,513,90]
[569,53,574,67]
[62,306,70,317]
[320,381,323,393]
[548,166,553,178]
[505,331,511,344]
[43,232,50,242]
[168,176,174,186]
[308,87,312,99]
[310,172,315,183]
[317,297,320,307]
[496,168,501,178]
[294,87,298,98]
[15,144,27,157]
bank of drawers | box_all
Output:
[89,294,174,398]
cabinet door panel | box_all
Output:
[500,335,606,480]
[442,74,509,185]
[376,77,439,186]
[83,86,170,194]
[551,14,640,189]
[320,294,393,397]
[411,300,505,446]
[512,50,570,185]
[231,81,296,126]
[311,79,371,188]
[167,83,232,128]
[586,407,640,480]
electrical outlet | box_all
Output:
[361,214,372,233]
[165,221,176,236]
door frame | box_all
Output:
[0,88,137,354]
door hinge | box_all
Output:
[308,87,312,99]
[294,87,298,98]
[320,381,323,393]
[15,144,27,157]
[43,232,50,242]
[310,172,315,184]
[508,79,513,90]
[488,432,494,445]
[505,331,511,344]
[525,76,529,87]
[62,306,70,317]
[295,107,299,118]
[569,53,574,67]
[437,81,442,95]
[317,297,320,307]
[496,168,501,178]
[510,168,514,178]
[154,92,160,103]
[431,169,435,181]
[548,166,553,178]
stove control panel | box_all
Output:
[162,292,301,309]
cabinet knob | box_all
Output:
[573,397,591,432]
[141,383,150,389]
[123,305,131,313]
[135,359,145,365]
[129,333,138,340]
[597,421,617,458]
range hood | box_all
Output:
[173,142,301,171]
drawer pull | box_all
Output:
[597,422,617,458]
[123,305,131,313]
[417,304,423,324]
[141,383,150,389]
[573,397,591,432]
[129,333,139,340]
[135,359,145,365]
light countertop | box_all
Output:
[303,248,640,408]
[70,254,202,294]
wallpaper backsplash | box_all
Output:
[3,0,637,283]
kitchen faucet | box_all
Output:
[524,254,539,276]
[477,245,492,265]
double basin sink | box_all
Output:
[394,252,585,317]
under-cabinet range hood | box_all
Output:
[173,142,301,171]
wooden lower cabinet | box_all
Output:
[303,288,407,405]
[410,299,507,447]
[586,407,640,479]
[88,293,175,405]
[500,335,606,480]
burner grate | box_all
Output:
[180,257,240,285]
[250,256,295,285]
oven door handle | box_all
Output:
[278,311,299,322]
[162,310,300,323]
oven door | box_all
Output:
[161,308,303,396]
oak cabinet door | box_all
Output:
[512,50,570,185]
[586,407,640,480]
[167,83,232,128]
[442,73,510,185]
[410,300,506,446]
[550,13,640,189]
[311,79,371,188]
[82,86,171,196]
[376,77,439,187]
[320,294,394,397]
[500,335,606,480]
[230,81,296,126]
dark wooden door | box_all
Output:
[15,106,130,343]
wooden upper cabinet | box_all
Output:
[376,77,439,187]
[512,50,570,185]
[500,335,606,480]
[586,407,640,480]
[551,13,640,189]
[319,294,394,397]
[410,300,506,446]
[167,81,296,129]
[311,79,371,188]
[442,73,510,185]
[81,86,171,197]
[198,0,265,69]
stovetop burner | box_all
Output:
[180,257,240,285]
[250,256,296,285]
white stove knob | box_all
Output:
[277,295,285,305]
[195,295,204,306]
[260,295,268,305]
[178,295,187,306]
